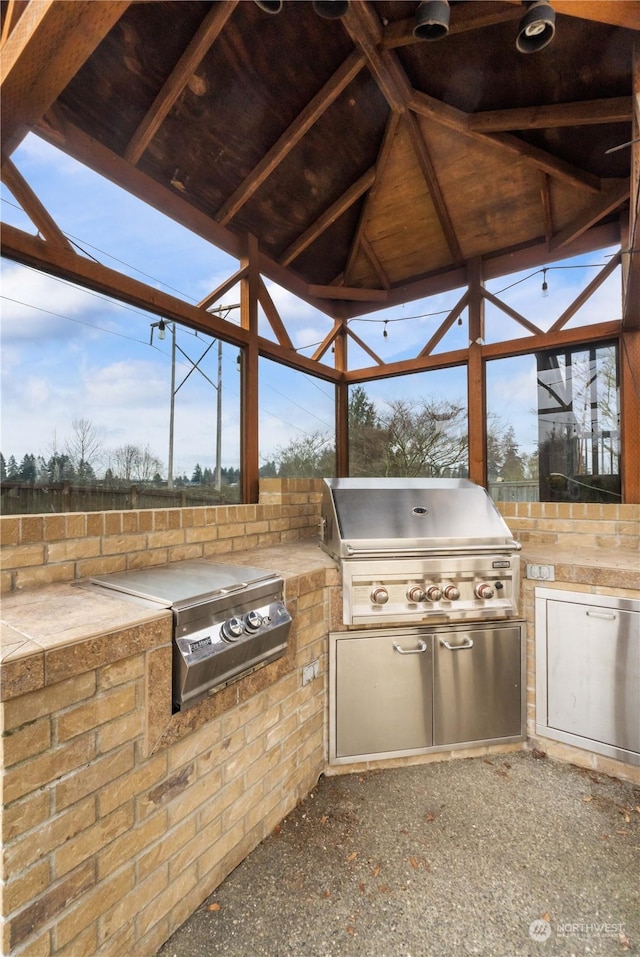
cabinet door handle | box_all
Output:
[393,640,428,655]
[586,610,616,620]
[439,638,474,651]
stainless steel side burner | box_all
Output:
[88,560,291,711]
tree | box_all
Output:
[192,464,203,485]
[0,453,6,482]
[274,432,335,477]
[348,386,387,476]
[18,454,37,483]
[112,444,163,483]
[66,419,104,482]
[380,397,467,477]
[7,455,19,479]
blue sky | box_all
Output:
[1,134,621,477]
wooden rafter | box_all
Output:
[308,282,387,302]
[360,236,391,290]
[280,166,376,267]
[502,0,640,31]
[549,253,622,333]
[549,180,629,251]
[469,96,633,133]
[540,173,554,243]
[622,38,640,329]
[405,111,463,265]
[411,90,601,194]
[342,110,400,285]
[124,1,238,166]
[0,157,73,250]
[383,6,522,50]
[216,50,366,226]
[342,0,411,114]
[1,0,131,157]
[1,0,29,47]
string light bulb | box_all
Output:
[158,319,166,340]
[541,268,549,298]
[383,320,388,338]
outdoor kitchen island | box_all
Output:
[1,484,639,957]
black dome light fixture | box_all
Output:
[413,0,450,41]
[253,1,283,12]
[313,1,349,18]
[516,0,556,53]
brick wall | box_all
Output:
[0,478,323,594]
[1,569,328,957]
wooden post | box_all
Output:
[467,258,486,486]
[334,306,349,477]
[240,233,260,503]
[620,328,640,503]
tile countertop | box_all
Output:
[0,544,338,701]
[519,545,640,591]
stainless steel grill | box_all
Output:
[89,560,291,711]
[320,477,521,626]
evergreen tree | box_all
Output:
[7,456,19,479]
[191,463,203,485]
[18,454,37,483]
[0,453,6,482]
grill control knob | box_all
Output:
[475,582,495,600]
[371,587,389,605]
[220,616,245,642]
[244,610,263,631]
[442,584,460,601]
[407,585,425,603]
[425,585,442,602]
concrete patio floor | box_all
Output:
[157,751,639,957]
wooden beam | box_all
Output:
[197,266,249,310]
[240,234,261,504]
[342,0,412,114]
[311,322,342,363]
[410,90,601,194]
[482,289,544,336]
[467,258,486,486]
[345,325,385,366]
[418,291,469,358]
[622,38,640,329]
[468,97,633,133]
[1,1,29,47]
[549,181,629,251]
[216,50,365,225]
[308,282,388,302]
[540,173,554,243]
[405,111,463,265]
[343,111,400,284]
[1,221,250,345]
[502,0,640,31]
[124,2,238,165]
[360,235,391,290]
[383,6,522,49]
[549,253,622,333]
[0,157,74,250]
[620,329,640,503]
[258,277,295,351]
[1,1,130,157]
[0,221,341,384]
[280,166,376,267]
[345,349,469,383]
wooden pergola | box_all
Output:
[1,0,639,501]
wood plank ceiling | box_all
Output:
[1,0,638,328]
[1,0,639,502]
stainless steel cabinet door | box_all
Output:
[546,601,640,753]
[334,633,433,758]
[433,624,523,746]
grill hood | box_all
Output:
[320,478,519,560]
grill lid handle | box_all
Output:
[346,541,521,557]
